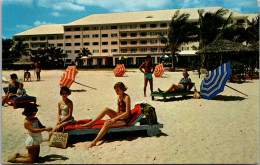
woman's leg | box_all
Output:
[144,78,149,97]
[158,84,180,93]
[8,145,40,163]
[81,108,118,127]
[87,120,126,148]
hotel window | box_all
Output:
[121,41,127,45]
[83,35,90,38]
[74,35,81,39]
[75,50,80,54]
[66,43,72,46]
[228,19,233,24]
[102,42,108,45]
[93,49,99,53]
[140,32,147,37]
[40,37,46,40]
[14,38,21,41]
[182,47,189,50]
[102,26,108,30]
[120,25,127,29]
[83,27,89,31]
[24,43,29,48]
[150,40,157,44]
[130,25,137,29]
[24,37,29,41]
[130,33,137,37]
[74,43,81,46]
[48,44,54,47]
[92,34,99,38]
[111,41,118,45]
[57,43,63,47]
[32,37,37,41]
[237,19,245,24]
[111,33,118,37]
[84,42,90,46]
[140,24,147,29]
[102,34,108,38]
[130,48,137,53]
[151,48,158,52]
[150,24,157,28]
[93,42,99,45]
[160,23,168,28]
[65,28,71,31]
[111,25,118,29]
[65,35,71,39]
[111,49,118,52]
[150,32,157,36]
[57,35,63,39]
[102,49,108,53]
[140,48,147,52]
[161,47,167,52]
[65,50,72,54]
[48,36,55,40]
[140,40,147,45]
[120,33,127,37]
[130,41,137,45]
[121,49,127,53]
[32,44,38,48]
[159,31,168,36]
[161,39,167,44]
[74,27,81,31]
[92,26,99,30]
[40,44,46,48]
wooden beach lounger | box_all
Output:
[64,104,163,137]
[151,83,195,102]
[3,87,36,109]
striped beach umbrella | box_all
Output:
[113,64,126,77]
[154,64,165,77]
[60,66,78,88]
[200,61,231,99]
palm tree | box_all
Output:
[2,38,14,60]
[76,47,92,66]
[245,15,259,45]
[159,10,198,69]
[10,40,27,59]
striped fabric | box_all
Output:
[60,66,78,88]
[113,64,126,77]
[200,62,231,99]
[154,64,165,78]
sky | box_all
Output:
[2,0,260,39]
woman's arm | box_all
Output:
[24,120,50,133]
[186,78,192,91]
[57,102,61,123]
[113,95,131,121]
[60,101,73,123]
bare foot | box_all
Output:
[86,142,96,148]
[158,88,162,92]
[8,153,19,162]
[80,123,92,127]
[144,94,146,97]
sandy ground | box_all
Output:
[1,69,259,164]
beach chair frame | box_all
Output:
[3,87,36,109]
[151,83,195,102]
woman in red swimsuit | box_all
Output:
[81,82,131,148]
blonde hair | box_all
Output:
[114,82,127,91]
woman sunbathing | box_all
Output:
[81,82,131,148]
[158,70,192,93]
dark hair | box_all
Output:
[183,70,189,77]
[10,74,18,79]
[19,82,24,86]
[146,55,151,59]
[22,104,38,117]
[60,86,71,95]
[114,82,127,91]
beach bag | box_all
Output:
[49,130,68,149]
[140,103,157,125]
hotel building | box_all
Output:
[13,6,258,66]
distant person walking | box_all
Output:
[139,55,155,97]
[34,60,41,81]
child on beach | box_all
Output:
[50,86,74,137]
[158,70,192,93]
[2,73,19,106]
[24,69,31,81]
[80,82,131,148]
[139,55,155,97]
[17,83,28,97]
[8,105,52,163]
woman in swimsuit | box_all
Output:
[81,82,131,148]
[2,73,19,106]
[158,70,192,93]
[50,86,74,137]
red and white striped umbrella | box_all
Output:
[60,66,78,88]
[113,64,126,77]
[154,64,165,77]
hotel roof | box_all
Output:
[14,24,65,36]
[66,6,248,26]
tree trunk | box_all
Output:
[171,49,175,69]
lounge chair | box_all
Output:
[64,104,163,137]
[3,87,36,109]
[151,83,195,102]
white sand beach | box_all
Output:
[1,69,259,164]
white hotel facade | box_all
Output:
[13,6,258,66]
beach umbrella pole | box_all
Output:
[74,81,97,90]
[225,85,248,97]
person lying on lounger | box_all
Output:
[158,70,192,93]
[80,82,131,148]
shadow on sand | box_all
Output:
[71,89,87,92]
[212,95,246,101]
[37,154,69,163]
[154,96,193,102]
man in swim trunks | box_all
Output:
[139,55,155,97]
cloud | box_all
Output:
[34,20,53,26]
[37,0,85,11]
[51,12,63,17]
[16,24,32,30]
[3,0,33,5]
